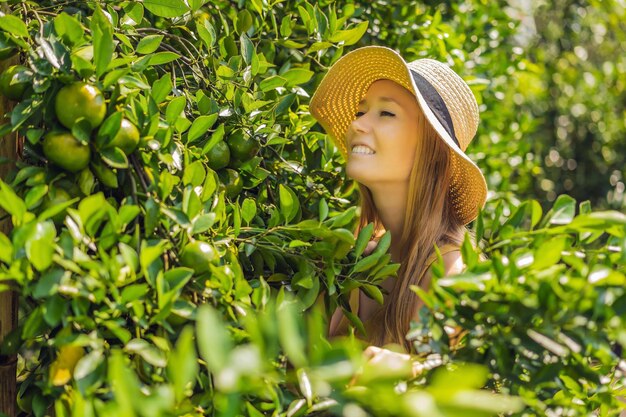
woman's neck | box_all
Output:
[368,181,409,262]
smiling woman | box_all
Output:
[310,46,487,352]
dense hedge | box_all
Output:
[0,1,624,416]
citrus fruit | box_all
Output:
[42,131,91,172]
[0,65,29,101]
[179,241,218,273]
[108,118,140,155]
[55,82,106,129]
[206,141,231,170]
[218,168,243,198]
[49,345,85,386]
[0,33,17,60]
[227,129,259,162]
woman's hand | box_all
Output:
[349,346,423,386]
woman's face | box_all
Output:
[345,79,421,188]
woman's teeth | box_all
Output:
[351,145,375,155]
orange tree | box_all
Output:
[0,1,623,416]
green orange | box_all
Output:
[0,65,29,101]
[108,118,140,155]
[179,241,218,273]
[218,168,243,198]
[55,82,106,129]
[206,141,230,171]
[227,129,259,162]
[42,131,91,172]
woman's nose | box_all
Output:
[350,113,370,134]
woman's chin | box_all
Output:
[346,164,374,187]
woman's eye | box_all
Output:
[381,111,395,117]
[355,111,365,118]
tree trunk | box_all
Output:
[0,53,20,417]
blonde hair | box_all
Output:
[357,109,467,351]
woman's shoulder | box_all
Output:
[427,243,464,276]
[440,249,464,276]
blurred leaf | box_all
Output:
[167,326,198,402]
[196,304,232,373]
[125,338,167,367]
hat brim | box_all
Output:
[309,46,487,224]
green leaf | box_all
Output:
[91,6,114,78]
[0,232,13,264]
[25,221,56,272]
[361,284,384,305]
[148,51,180,66]
[97,112,123,147]
[259,75,287,92]
[460,232,478,270]
[143,0,190,18]
[100,147,129,169]
[196,19,216,49]
[277,298,307,367]
[0,15,29,38]
[183,161,206,186]
[281,68,314,87]
[189,0,208,11]
[196,304,232,372]
[329,21,368,46]
[108,350,141,414]
[430,363,489,391]
[167,326,198,402]
[240,33,254,65]
[166,96,187,124]
[123,3,145,25]
[201,124,225,155]
[544,194,576,226]
[351,252,382,274]
[125,338,167,367]
[151,74,172,104]
[74,350,104,380]
[533,237,566,270]
[371,231,391,257]
[136,34,163,54]
[279,184,299,223]
[354,223,374,259]
[0,178,27,224]
[54,13,84,45]
[318,198,328,221]
[24,185,48,210]
[191,213,216,234]
[241,198,256,225]
[187,114,218,143]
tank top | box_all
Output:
[332,243,460,343]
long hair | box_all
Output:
[357,109,467,351]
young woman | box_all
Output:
[310,46,487,352]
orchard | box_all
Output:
[0,1,624,417]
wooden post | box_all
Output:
[0,55,20,417]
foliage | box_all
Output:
[0,1,623,416]
[411,195,626,415]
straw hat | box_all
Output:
[309,46,487,225]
